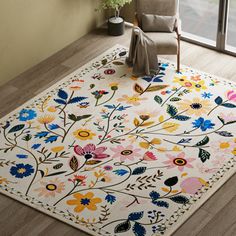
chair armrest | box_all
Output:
[175,18,182,36]
[134,28,140,35]
[133,13,139,27]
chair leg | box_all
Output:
[177,36,180,73]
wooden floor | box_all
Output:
[0,26,236,236]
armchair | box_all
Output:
[135,0,181,72]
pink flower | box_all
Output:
[226,90,236,102]
[74,144,109,160]
[143,151,157,161]
[110,145,142,162]
[180,177,207,194]
[163,152,195,172]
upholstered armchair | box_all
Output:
[135,0,181,72]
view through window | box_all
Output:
[180,0,236,53]
[226,0,236,51]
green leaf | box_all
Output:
[169,195,189,204]
[154,95,163,104]
[101,59,107,65]
[113,61,124,65]
[133,83,144,94]
[8,124,25,133]
[198,149,210,162]
[221,103,236,108]
[166,104,178,116]
[215,96,223,105]
[194,136,209,147]
[132,167,147,175]
[170,97,181,102]
[53,163,63,170]
[69,156,79,172]
[45,171,67,177]
[164,176,178,187]
[68,114,91,121]
[173,115,191,121]
[146,85,168,92]
[114,220,131,234]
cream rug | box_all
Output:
[0,45,235,236]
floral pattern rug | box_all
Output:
[0,45,236,236]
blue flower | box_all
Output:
[31,143,41,149]
[48,124,60,130]
[10,163,34,178]
[19,109,37,121]
[201,92,213,99]
[113,169,129,176]
[16,154,28,159]
[105,194,116,204]
[192,117,215,131]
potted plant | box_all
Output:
[99,0,132,36]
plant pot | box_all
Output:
[108,16,125,36]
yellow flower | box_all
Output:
[37,115,55,124]
[47,106,57,112]
[73,128,96,140]
[67,192,102,213]
[0,177,9,185]
[192,80,207,92]
[139,138,162,149]
[51,146,64,153]
[177,98,212,116]
[117,94,147,106]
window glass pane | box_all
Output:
[180,0,219,45]
[226,0,236,51]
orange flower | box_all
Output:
[67,192,102,212]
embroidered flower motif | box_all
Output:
[10,163,34,178]
[163,152,195,172]
[74,143,109,159]
[139,138,162,149]
[51,146,64,153]
[73,128,96,140]
[92,90,109,99]
[226,90,236,102]
[192,80,207,92]
[201,92,213,99]
[212,140,236,156]
[180,177,208,194]
[110,145,142,161]
[0,177,10,185]
[117,94,147,106]
[34,178,65,197]
[104,69,115,75]
[67,192,102,212]
[177,98,212,116]
[143,151,158,161]
[192,117,215,131]
[19,109,37,121]
[136,109,160,121]
[190,75,202,82]
[68,175,87,185]
[37,115,55,124]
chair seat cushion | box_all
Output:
[142,14,176,32]
[145,32,178,54]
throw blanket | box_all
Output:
[126,26,159,76]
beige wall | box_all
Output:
[0,0,105,86]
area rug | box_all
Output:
[0,45,236,236]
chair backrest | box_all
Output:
[136,0,179,25]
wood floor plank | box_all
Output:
[0,26,236,235]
